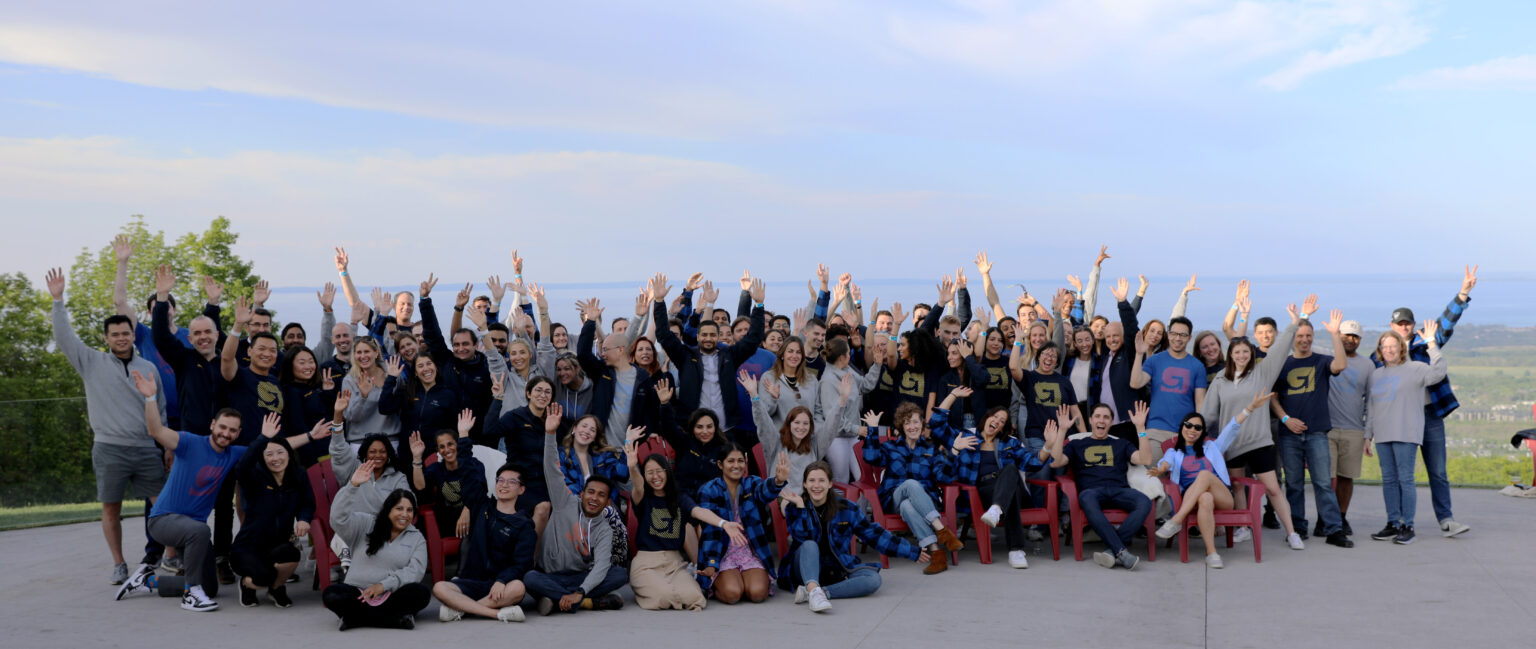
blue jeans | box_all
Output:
[1376,442,1418,528]
[1280,429,1343,534]
[1077,486,1151,555]
[890,480,940,547]
[792,542,881,599]
[1420,415,1452,522]
[523,565,629,601]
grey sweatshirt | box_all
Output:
[330,429,412,516]
[340,373,401,443]
[1201,322,1299,459]
[1365,348,1447,445]
[541,429,615,594]
[752,392,841,494]
[52,300,166,448]
[332,483,427,592]
[763,369,823,427]
[483,332,549,411]
[818,362,884,439]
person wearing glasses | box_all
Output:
[430,463,538,624]
[1129,316,1207,467]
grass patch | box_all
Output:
[0,501,143,531]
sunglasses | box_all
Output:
[1181,422,1205,432]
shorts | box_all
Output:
[92,443,167,503]
[1328,429,1366,480]
[1143,429,1178,466]
[451,578,495,600]
[1226,444,1278,476]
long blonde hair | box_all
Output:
[349,337,385,383]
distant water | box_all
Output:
[259,273,1536,340]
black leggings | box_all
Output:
[322,582,431,627]
[229,541,300,588]
[976,464,1029,551]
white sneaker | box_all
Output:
[496,606,525,623]
[1287,532,1305,550]
[980,505,1003,528]
[1092,550,1117,569]
[1205,553,1224,569]
[1007,550,1029,569]
[438,605,464,623]
[807,586,832,613]
[1155,519,1182,540]
[1231,527,1252,544]
[180,587,219,612]
[1440,520,1471,538]
[793,585,808,605]
[115,564,155,600]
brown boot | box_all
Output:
[923,548,949,575]
[935,526,964,552]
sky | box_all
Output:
[2,1,1534,295]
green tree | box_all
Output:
[0,272,81,401]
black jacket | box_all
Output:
[1101,300,1149,421]
[576,320,657,433]
[231,435,315,552]
[419,297,494,422]
[151,300,226,435]
[653,301,765,429]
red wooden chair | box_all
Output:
[852,438,959,567]
[1057,470,1157,562]
[420,504,459,583]
[305,462,343,590]
[945,478,1061,564]
[1157,438,1266,563]
[751,444,791,555]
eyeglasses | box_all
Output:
[496,477,522,486]
[1167,331,1191,339]
[1181,422,1204,432]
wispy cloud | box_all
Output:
[1394,54,1536,90]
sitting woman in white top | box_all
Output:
[1151,391,1276,568]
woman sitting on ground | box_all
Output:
[779,461,928,614]
[625,441,746,611]
[323,477,429,630]
[696,444,791,604]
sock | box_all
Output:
[189,585,208,599]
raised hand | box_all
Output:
[655,377,674,405]
[1137,274,1149,296]
[1234,279,1249,303]
[308,418,334,441]
[252,280,271,307]
[457,408,476,436]
[350,460,376,487]
[851,284,862,303]
[233,296,253,330]
[647,272,671,302]
[1095,245,1111,268]
[1286,302,1299,324]
[974,251,993,276]
[334,246,349,273]
[955,267,967,289]
[780,487,805,509]
[952,434,979,453]
[633,287,649,317]
[817,263,830,290]
[202,276,223,304]
[831,282,848,308]
[774,451,791,484]
[951,385,975,399]
[737,369,758,396]
[956,339,974,358]
[384,355,404,378]
[1066,275,1083,294]
[890,302,907,327]
[837,272,853,289]
[1134,329,1148,355]
[1461,264,1478,297]
[763,378,781,400]
[1042,420,1063,448]
[408,431,426,459]
[973,306,990,327]
[419,273,438,299]
[793,307,810,332]
[317,281,337,311]
[861,410,882,429]
[322,368,336,391]
[154,264,176,297]
[1182,273,1200,296]
[334,388,353,413]
[454,282,472,309]
[1248,391,1276,413]
[487,275,505,305]
[1236,295,1251,314]
[490,371,504,399]
[739,270,752,292]
[349,298,369,325]
[625,426,646,445]
[749,277,766,304]
[131,370,157,398]
[700,280,719,305]
[1324,309,1343,335]
[528,283,547,310]
[838,373,854,403]
[1055,403,1077,428]
[1111,277,1129,302]
[510,249,524,276]
[463,304,487,330]
[1130,401,1149,429]
[45,267,67,300]
[112,234,135,264]
[1301,294,1319,318]
[1421,319,1440,345]
[935,275,956,304]
[1053,288,1073,316]
[370,286,391,315]
[545,402,563,433]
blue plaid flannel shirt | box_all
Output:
[1372,294,1466,419]
[782,496,921,572]
[862,430,956,512]
[557,447,629,496]
[929,409,1046,484]
[697,475,784,577]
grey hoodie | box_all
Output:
[52,300,165,448]
[541,429,616,594]
[332,483,427,592]
[1201,322,1299,459]
[819,361,884,439]
[330,429,411,516]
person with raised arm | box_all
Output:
[1129,310,1207,467]
[1367,319,1450,545]
[931,388,1048,569]
[576,296,657,451]
[741,369,850,494]
[624,425,745,611]
[482,374,556,536]
[322,480,429,630]
[1047,400,1157,570]
[278,345,338,466]
[329,387,412,570]
[526,403,629,615]
[380,331,466,463]
[651,272,766,434]
[936,338,988,431]
[696,445,790,604]
[1269,309,1354,547]
[1152,392,1278,567]
[339,338,402,445]
[1096,277,1145,425]
[220,296,284,446]
[50,263,170,586]
[1373,265,1477,539]
[430,459,537,624]
[879,300,948,423]
[228,414,326,608]
[148,267,227,438]
[1197,295,1308,549]
[415,274,494,423]
[408,409,486,539]
[647,379,728,496]
[860,402,963,575]
[819,336,884,484]
[780,461,928,613]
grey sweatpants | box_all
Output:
[147,514,218,596]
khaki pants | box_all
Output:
[1144,428,1178,468]
[630,551,706,611]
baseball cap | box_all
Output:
[1390,307,1415,324]
[1340,320,1363,337]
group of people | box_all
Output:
[49,239,1478,626]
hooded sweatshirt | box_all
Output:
[540,429,617,595]
[332,483,427,592]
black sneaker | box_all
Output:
[286,573,300,584]
[593,593,624,611]
[1262,509,1281,530]
[216,558,236,585]
[1313,519,1326,539]
[1341,516,1353,537]
[339,617,360,632]
[1325,531,1354,548]
[268,586,293,608]
[1295,521,1310,540]
[393,614,415,630]
[1393,527,1416,545]
[1370,524,1401,541]
[239,583,259,607]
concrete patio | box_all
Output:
[3,485,1532,649]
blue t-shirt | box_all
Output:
[1063,436,1136,492]
[1178,454,1211,491]
[150,432,246,522]
[1141,352,1208,432]
[1275,354,1334,432]
[135,323,189,421]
